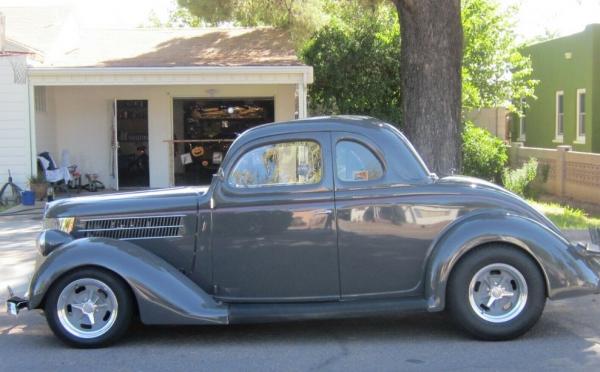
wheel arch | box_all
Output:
[424,211,597,312]
[29,238,229,325]
[443,242,549,301]
[36,264,139,317]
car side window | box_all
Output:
[228,141,322,188]
[336,140,383,182]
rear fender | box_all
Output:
[29,238,228,325]
[425,210,600,311]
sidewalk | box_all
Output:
[0,212,43,301]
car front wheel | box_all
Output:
[44,268,133,348]
[447,245,546,340]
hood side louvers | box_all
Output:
[78,215,184,240]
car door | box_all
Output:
[333,131,451,299]
[211,132,340,302]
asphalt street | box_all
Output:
[2,213,600,371]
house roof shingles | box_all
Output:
[1,6,301,68]
[49,27,301,68]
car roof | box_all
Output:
[238,115,395,143]
[222,115,432,184]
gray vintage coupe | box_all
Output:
[7,116,600,347]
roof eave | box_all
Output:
[27,65,314,86]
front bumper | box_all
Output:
[6,297,29,316]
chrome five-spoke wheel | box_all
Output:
[56,278,119,339]
[448,245,546,340]
[468,263,528,323]
[45,268,133,348]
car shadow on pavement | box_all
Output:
[122,310,562,346]
[2,305,599,371]
[127,312,462,345]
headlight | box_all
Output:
[43,217,76,234]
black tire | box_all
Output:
[447,244,546,340]
[44,268,134,348]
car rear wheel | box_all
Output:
[44,268,133,348]
[447,245,546,340]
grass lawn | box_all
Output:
[528,200,600,229]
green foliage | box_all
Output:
[462,0,537,114]
[141,7,203,28]
[528,200,600,229]
[178,0,537,120]
[461,121,508,182]
[177,0,331,46]
[502,158,538,197]
[300,4,402,124]
[28,173,46,185]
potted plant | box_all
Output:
[28,174,47,201]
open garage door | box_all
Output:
[172,98,275,186]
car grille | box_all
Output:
[78,215,184,240]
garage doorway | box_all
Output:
[115,100,149,188]
[172,98,275,186]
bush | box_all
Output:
[300,6,402,125]
[502,158,538,197]
[461,121,508,182]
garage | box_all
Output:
[0,17,313,190]
[172,98,275,185]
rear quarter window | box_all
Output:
[336,140,384,182]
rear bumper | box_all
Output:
[572,241,600,259]
[6,297,29,316]
[565,241,600,296]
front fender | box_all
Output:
[425,210,600,311]
[29,238,228,325]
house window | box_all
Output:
[34,86,46,113]
[518,98,526,141]
[576,89,586,143]
[555,91,564,142]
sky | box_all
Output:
[1,0,600,41]
[507,0,600,41]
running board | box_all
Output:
[228,297,428,324]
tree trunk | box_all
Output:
[393,0,463,176]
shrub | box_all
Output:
[502,158,538,197]
[461,121,508,182]
[300,6,403,126]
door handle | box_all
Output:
[314,210,333,215]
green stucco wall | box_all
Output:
[513,24,600,152]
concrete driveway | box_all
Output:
[2,211,600,371]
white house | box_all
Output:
[0,7,312,190]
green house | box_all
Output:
[513,24,600,152]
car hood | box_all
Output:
[45,187,210,219]
[437,175,563,236]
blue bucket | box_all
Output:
[21,191,35,206]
